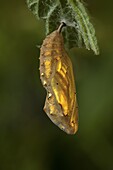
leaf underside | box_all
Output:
[27,0,99,55]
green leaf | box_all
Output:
[27,0,99,55]
[27,0,39,18]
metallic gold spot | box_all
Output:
[48,93,52,98]
[41,73,44,76]
[70,121,75,127]
[43,80,47,86]
[49,105,55,115]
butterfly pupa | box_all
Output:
[39,22,78,134]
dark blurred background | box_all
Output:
[0,0,113,170]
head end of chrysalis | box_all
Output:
[57,22,66,33]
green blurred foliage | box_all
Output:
[0,0,113,170]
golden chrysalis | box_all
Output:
[39,22,78,134]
